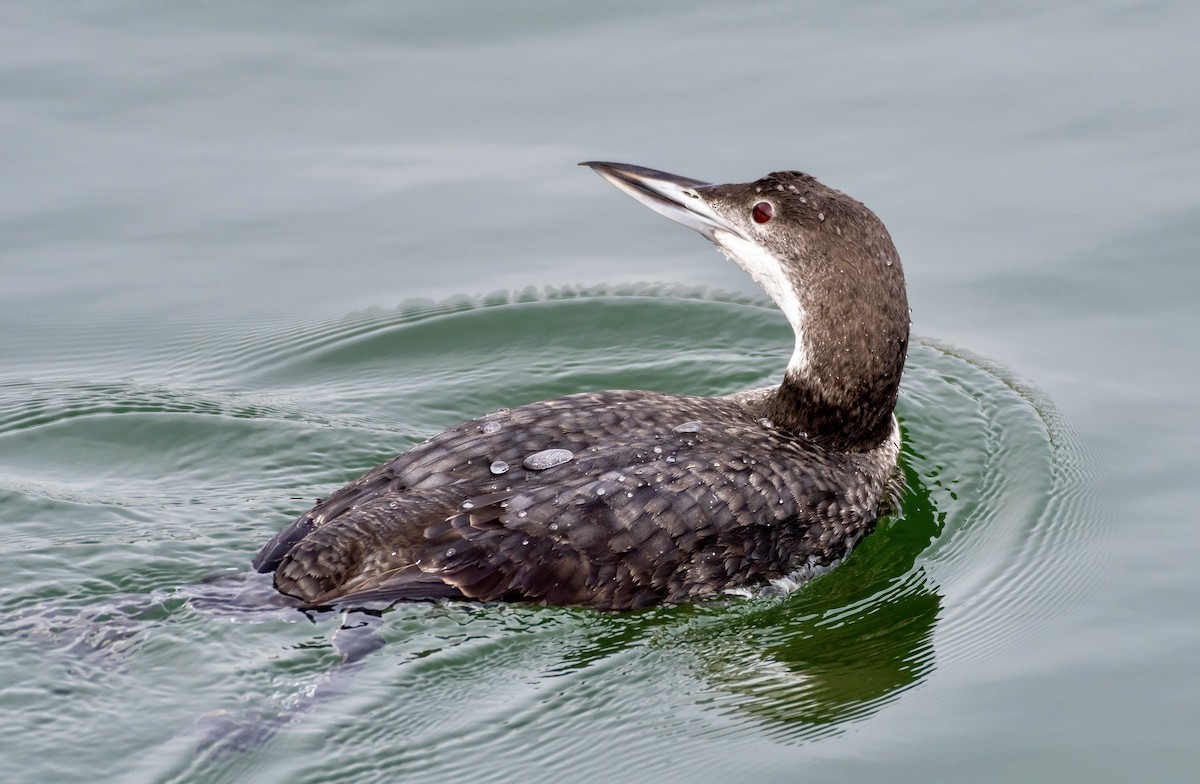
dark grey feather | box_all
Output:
[256,390,894,610]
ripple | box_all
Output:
[895,340,1098,668]
[0,287,1098,777]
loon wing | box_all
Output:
[253,390,860,610]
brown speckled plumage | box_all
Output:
[253,162,908,610]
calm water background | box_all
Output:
[2,2,1198,782]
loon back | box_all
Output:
[253,162,909,610]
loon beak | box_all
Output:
[581,161,740,242]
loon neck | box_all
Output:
[765,370,897,452]
[764,291,908,452]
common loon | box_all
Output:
[253,162,909,610]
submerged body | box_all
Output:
[254,162,909,610]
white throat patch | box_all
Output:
[712,230,810,375]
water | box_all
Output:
[3,2,1199,782]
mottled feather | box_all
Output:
[254,390,896,609]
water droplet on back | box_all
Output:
[481,421,502,435]
[523,448,575,470]
[672,420,702,433]
[489,460,510,475]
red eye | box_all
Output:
[752,201,774,223]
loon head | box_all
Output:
[583,161,909,451]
